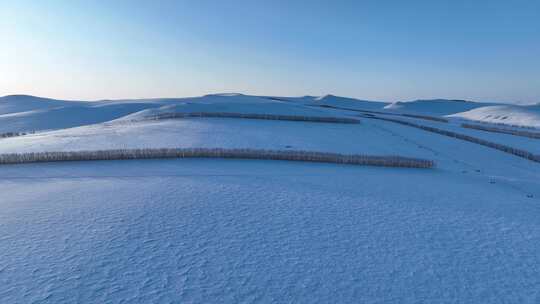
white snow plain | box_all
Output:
[1,94,540,303]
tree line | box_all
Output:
[316,105,449,123]
[141,112,361,124]
[0,131,34,139]
[462,123,540,139]
[0,148,435,168]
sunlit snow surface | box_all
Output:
[1,160,540,303]
[2,94,540,303]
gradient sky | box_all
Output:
[1,0,539,103]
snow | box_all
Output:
[0,94,341,133]
[449,104,540,128]
[377,113,540,154]
[117,99,336,122]
[1,159,539,303]
[313,94,388,111]
[384,99,497,116]
[0,103,162,133]
[0,118,428,158]
[1,92,540,303]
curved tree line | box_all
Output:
[0,148,434,168]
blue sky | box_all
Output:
[1,0,539,103]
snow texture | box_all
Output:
[1,93,540,303]
[1,160,539,303]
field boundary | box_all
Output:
[141,112,361,124]
[316,105,449,123]
[0,148,434,168]
[462,123,540,139]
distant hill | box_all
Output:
[384,99,498,116]
[449,104,540,128]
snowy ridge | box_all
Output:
[313,94,388,111]
[0,94,84,115]
[384,99,497,116]
[449,104,540,128]
[116,99,339,122]
[0,103,163,133]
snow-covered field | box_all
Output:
[1,94,540,303]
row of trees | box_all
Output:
[401,113,449,123]
[317,104,449,123]
[0,131,33,138]
[142,112,361,124]
[462,123,540,139]
[367,116,540,163]
[0,148,435,168]
[465,120,539,131]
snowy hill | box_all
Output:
[449,104,540,128]
[312,94,388,110]
[0,94,83,115]
[1,93,540,303]
[384,99,497,116]
[0,103,165,133]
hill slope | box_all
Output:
[384,99,497,116]
[449,104,540,128]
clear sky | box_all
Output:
[1,0,539,103]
